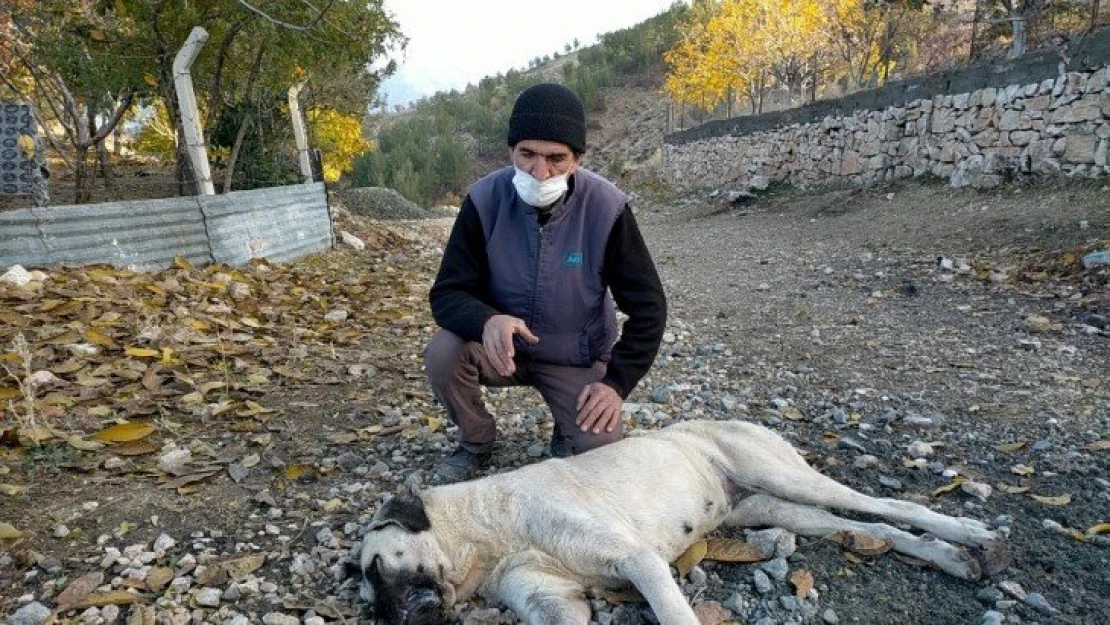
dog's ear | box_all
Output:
[342,559,362,581]
[369,492,431,533]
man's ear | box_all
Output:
[369,492,431,533]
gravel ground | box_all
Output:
[1,178,1107,625]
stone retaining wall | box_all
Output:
[663,31,1110,191]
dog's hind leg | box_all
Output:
[725,494,984,580]
[750,467,997,547]
[714,427,997,546]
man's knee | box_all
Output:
[565,427,623,455]
[424,330,472,384]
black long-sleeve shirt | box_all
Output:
[429,193,667,398]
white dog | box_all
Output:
[351,419,1008,624]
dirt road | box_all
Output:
[1,178,1107,624]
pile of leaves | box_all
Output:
[0,228,435,454]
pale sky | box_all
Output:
[380,0,682,106]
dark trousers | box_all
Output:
[424,329,623,455]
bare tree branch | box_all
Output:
[90,89,134,144]
[236,0,333,32]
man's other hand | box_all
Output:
[482,314,539,376]
[575,382,622,434]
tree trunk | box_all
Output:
[1092,0,1102,32]
[97,140,115,190]
[223,113,251,193]
[75,144,91,203]
[970,0,983,62]
[1010,16,1027,58]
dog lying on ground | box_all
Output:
[351,419,1009,625]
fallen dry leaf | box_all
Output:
[196,553,266,585]
[843,552,870,566]
[1029,493,1071,506]
[145,566,174,592]
[69,590,141,608]
[705,537,771,562]
[1083,440,1110,452]
[1010,464,1035,476]
[284,464,311,481]
[674,540,707,578]
[0,521,25,539]
[931,476,967,497]
[790,569,814,600]
[161,469,220,490]
[693,600,732,625]
[998,484,1030,494]
[92,422,156,443]
[56,571,105,606]
[1087,523,1110,535]
[781,406,805,421]
[826,530,894,556]
[67,435,105,452]
[110,441,160,456]
[124,346,160,358]
[994,441,1027,453]
[0,483,29,496]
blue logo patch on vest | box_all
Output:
[563,252,584,267]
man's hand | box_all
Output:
[482,314,539,376]
[576,382,622,434]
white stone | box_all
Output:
[340,230,366,250]
[27,370,62,388]
[961,481,993,501]
[158,448,192,473]
[194,587,221,607]
[0,265,32,287]
[153,533,176,553]
[907,441,934,458]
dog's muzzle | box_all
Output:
[400,586,443,625]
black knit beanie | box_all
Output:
[507,83,587,154]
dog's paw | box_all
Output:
[954,517,998,545]
[941,546,983,581]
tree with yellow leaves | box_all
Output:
[308,108,370,183]
[664,0,928,116]
[665,0,826,115]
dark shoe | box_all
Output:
[432,447,491,484]
[549,424,572,458]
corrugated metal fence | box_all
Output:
[0,183,333,271]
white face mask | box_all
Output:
[512,167,568,207]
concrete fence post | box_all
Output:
[288,81,314,184]
[174,26,215,195]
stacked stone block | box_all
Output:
[663,66,1109,191]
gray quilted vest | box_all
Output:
[468,166,625,366]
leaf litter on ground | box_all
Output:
[1,221,439,498]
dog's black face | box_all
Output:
[351,491,450,625]
[347,555,444,625]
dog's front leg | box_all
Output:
[614,549,700,625]
[498,568,590,625]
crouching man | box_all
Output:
[425,83,667,483]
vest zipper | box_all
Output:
[529,223,545,331]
